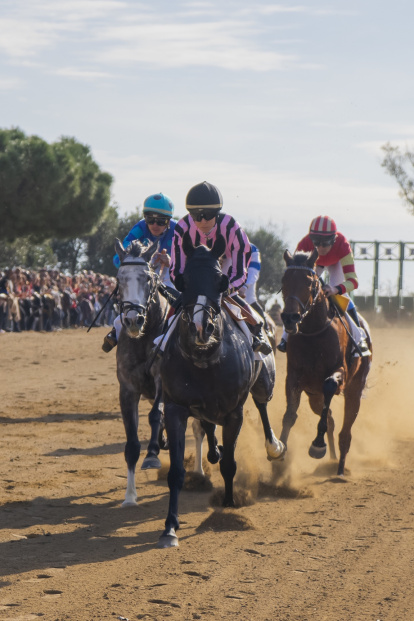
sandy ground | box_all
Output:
[1,325,414,621]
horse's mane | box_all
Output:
[124,239,158,263]
[127,240,149,258]
[291,251,314,266]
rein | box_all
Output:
[87,284,119,333]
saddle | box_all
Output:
[222,296,258,326]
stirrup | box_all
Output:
[276,339,287,353]
[352,338,370,358]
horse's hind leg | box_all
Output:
[338,366,369,476]
[309,372,342,460]
[280,375,302,451]
[120,386,141,506]
[142,378,163,470]
[159,403,188,548]
[252,397,285,460]
[220,407,243,507]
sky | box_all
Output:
[1,0,414,294]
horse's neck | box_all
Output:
[145,293,167,332]
[300,295,330,333]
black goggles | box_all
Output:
[189,208,219,222]
[145,215,170,226]
[310,235,335,248]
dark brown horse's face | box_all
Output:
[280,249,319,334]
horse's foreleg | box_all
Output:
[201,420,221,465]
[120,386,140,506]
[252,397,285,461]
[220,408,243,507]
[309,372,342,460]
[158,403,188,548]
[192,419,205,475]
[308,395,337,461]
[142,378,163,470]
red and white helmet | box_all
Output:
[309,216,337,236]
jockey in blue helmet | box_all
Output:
[103,193,177,353]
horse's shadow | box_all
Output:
[0,482,214,579]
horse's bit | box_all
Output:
[282,265,323,329]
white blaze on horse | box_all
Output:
[158,233,285,548]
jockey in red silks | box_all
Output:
[277,215,370,356]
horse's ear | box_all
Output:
[284,249,293,266]
[115,238,126,263]
[174,274,185,292]
[182,231,195,258]
[211,235,226,260]
[307,248,318,268]
[219,274,229,293]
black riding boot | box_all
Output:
[102,326,117,352]
[347,306,370,356]
[250,322,273,356]
[347,306,360,327]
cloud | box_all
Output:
[0,77,22,90]
[54,67,114,79]
[94,20,298,70]
[0,1,315,73]
[95,152,408,243]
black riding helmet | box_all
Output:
[186,181,223,221]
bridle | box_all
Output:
[282,265,324,331]
[117,259,161,328]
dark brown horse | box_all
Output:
[279,249,372,476]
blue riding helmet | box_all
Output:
[143,193,174,218]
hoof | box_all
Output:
[265,433,286,461]
[121,498,138,507]
[141,455,162,470]
[309,443,327,459]
[158,529,179,548]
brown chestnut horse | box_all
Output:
[279,249,372,476]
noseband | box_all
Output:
[282,265,322,327]
[181,300,220,325]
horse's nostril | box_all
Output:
[206,323,214,336]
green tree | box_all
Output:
[83,207,142,275]
[382,142,414,212]
[245,224,287,305]
[0,128,113,243]
[0,238,57,269]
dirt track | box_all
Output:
[1,326,414,621]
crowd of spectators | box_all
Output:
[0,267,117,333]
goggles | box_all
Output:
[310,235,335,248]
[145,214,170,226]
[189,208,219,222]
